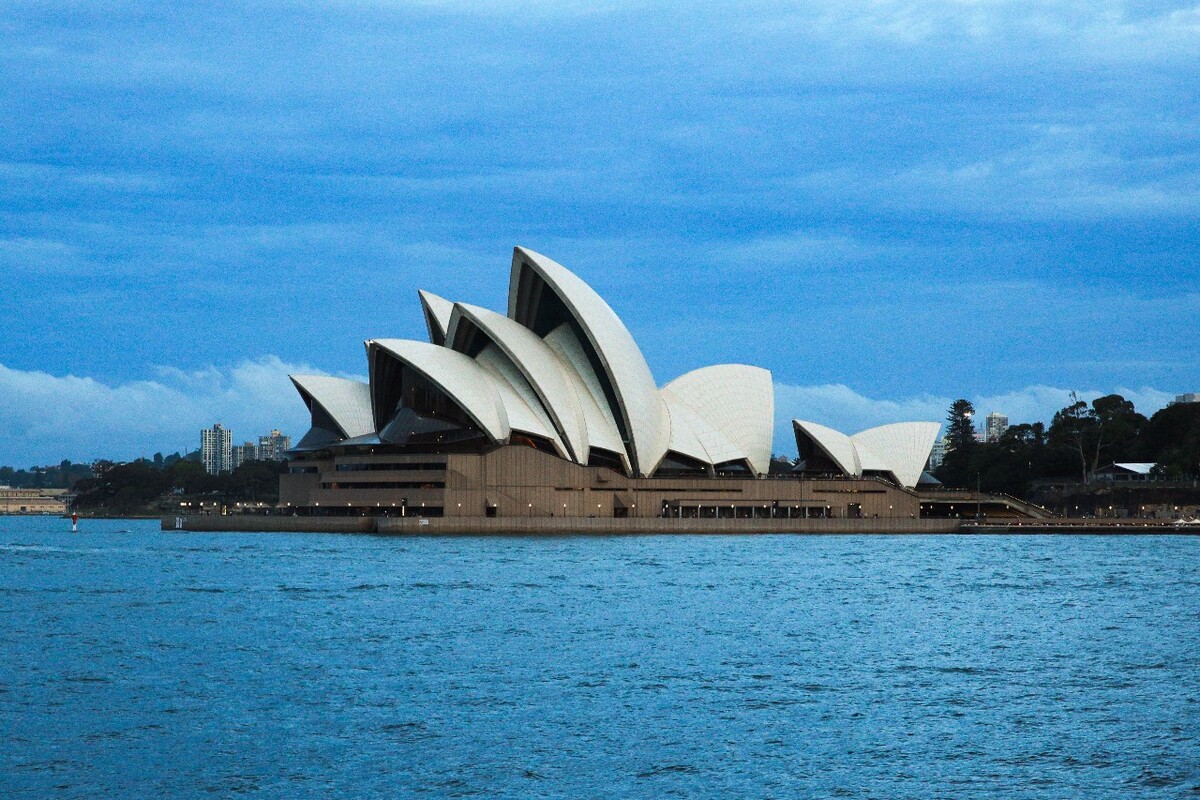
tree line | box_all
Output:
[0,460,95,489]
[934,395,1200,496]
[72,457,288,515]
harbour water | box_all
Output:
[2,516,1198,798]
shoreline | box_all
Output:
[161,515,1200,536]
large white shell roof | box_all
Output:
[507,247,669,476]
[368,338,510,443]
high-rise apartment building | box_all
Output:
[928,436,951,471]
[258,429,292,461]
[201,423,233,474]
[231,441,258,470]
[985,412,1008,443]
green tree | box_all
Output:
[167,460,217,494]
[1090,394,1146,463]
[1049,393,1097,482]
[1049,393,1147,481]
[222,460,287,504]
[1140,402,1200,478]
[74,461,171,513]
[935,399,977,488]
[969,422,1051,497]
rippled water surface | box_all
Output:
[2,517,1199,798]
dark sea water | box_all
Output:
[2,517,1198,798]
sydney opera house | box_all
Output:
[281,247,941,520]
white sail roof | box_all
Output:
[446,302,589,462]
[851,422,942,489]
[543,323,630,470]
[367,338,510,443]
[508,247,669,476]
[661,390,739,469]
[793,418,941,488]
[289,375,375,440]
[289,245,943,488]
[474,343,568,457]
[418,290,454,346]
[663,365,774,475]
[793,419,860,476]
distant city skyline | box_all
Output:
[202,423,290,475]
[1,2,1197,465]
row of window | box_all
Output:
[334,462,447,472]
[320,482,446,490]
[663,505,833,519]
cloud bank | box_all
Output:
[0,357,331,467]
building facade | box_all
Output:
[928,436,951,471]
[985,412,1009,443]
[282,446,922,520]
[258,430,291,461]
[0,488,69,515]
[231,442,257,470]
[201,423,233,474]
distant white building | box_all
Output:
[928,435,951,470]
[985,412,1009,443]
[1172,393,1199,405]
[201,423,233,474]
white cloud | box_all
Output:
[772,383,948,454]
[0,357,341,467]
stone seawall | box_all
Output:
[161,515,376,533]
[163,515,961,535]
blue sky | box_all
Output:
[2,1,1198,465]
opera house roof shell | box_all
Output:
[792,420,941,489]
[288,246,939,487]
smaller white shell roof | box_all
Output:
[660,392,714,465]
[418,290,455,346]
[663,365,773,475]
[368,338,510,443]
[661,390,745,468]
[793,419,860,476]
[289,375,375,439]
[851,422,941,489]
[793,419,941,488]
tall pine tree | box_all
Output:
[935,399,977,488]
